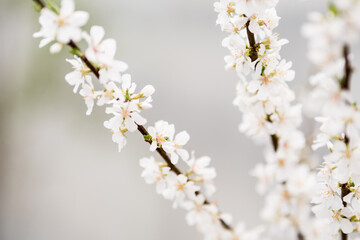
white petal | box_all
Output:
[132,112,147,125]
[175,131,190,145]
[50,43,63,54]
[170,153,179,165]
[141,85,155,97]
[39,37,53,48]
[340,218,353,234]
[68,11,89,27]
[101,39,117,58]
[177,149,189,161]
[90,25,105,44]
[249,20,260,34]
[149,142,157,152]
[60,0,74,16]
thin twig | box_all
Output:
[341,183,350,240]
[341,45,353,90]
[68,41,100,78]
[137,125,182,175]
[245,21,258,62]
[340,45,353,240]
[297,232,305,240]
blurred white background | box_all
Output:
[1,0,358,239]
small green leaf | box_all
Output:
[144,135,152,141]
[46,0,60,14]
[261,65,266,76]
[337,76,346,88]
[329,2,340,16]
[350,215,359,222]
[125,89,131,101]
[69,48,83,57]
[32,1,43,12]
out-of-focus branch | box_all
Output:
[341,45,353,90]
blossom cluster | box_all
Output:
[32,0,249,239]
[304,1,360,238]
[140,150,230,238]
[34,0,155,152]
[214,1,320,239]
[310,62,360,238]
[141,120,266,239]
[302,0,360,68]
[140,143,264,239]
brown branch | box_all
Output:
[341,45,353,90]
[270,134,279,152]
[297,232,305,240]
[68,41,100,78]
[137,125,182,175]
[245,20,258,62]
[341,183,350,240]
[32,0,233,232]
[340,45,353,240]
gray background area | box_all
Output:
[0,0,358,239]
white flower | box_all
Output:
[251,163,275,194]
[105,101,147,132]
[312,181,342,212]
[83,26,128,83]
[162,131,190,164]
[98,57,128,84]
[184,194,211,226]
[111,130,127,152]
[222,35,253,75]
[214,0,236,27]
[239,104,268,140]
[186,155,216,181]
[274,59,295,82]
[140,156,170,194]
[96,81,122,106]
[326,135,360,183]
[65,55,91,93]
[327,208,353,234]
[162,173,200,208]
[148,121,175,151]
[286,165,314,196]
[269,105,303,135]
[83,25,116,62]
[79,79,98,115]
[33,0,89,51]
[312,117,344,150]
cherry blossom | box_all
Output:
[33,0,89,52]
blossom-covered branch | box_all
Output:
[30,0,263,238]
[214,1,319,239]
[303,1,360,239]
[244,19,279,152]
